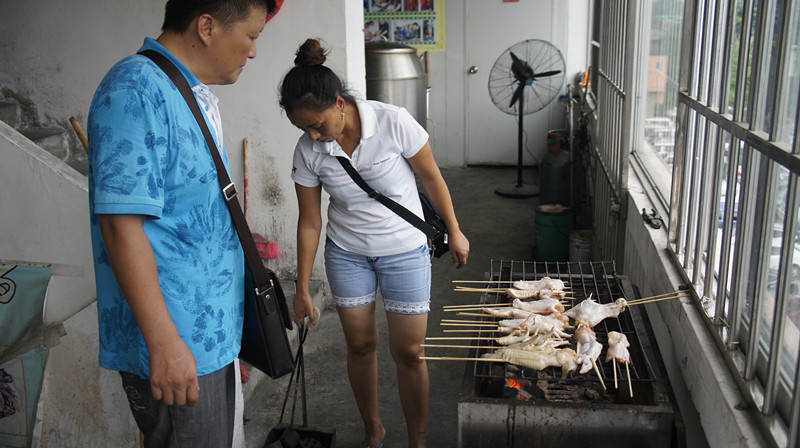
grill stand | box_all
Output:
[456,265,684,447]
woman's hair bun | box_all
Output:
[294,38,328,67]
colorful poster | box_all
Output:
[364,0,444,51]
[0,264,51,448]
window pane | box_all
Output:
[777,0,800,145]
[782,186,800,412]
[729,0,744,113]
[644,0,684,173]
[716,133,741,319]
[756,0,783,135]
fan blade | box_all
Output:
[509,51,534,81]
[531,69,562,79]
[508,83,525,109]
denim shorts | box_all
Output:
[324,238,431,314]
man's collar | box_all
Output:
[139,37,203,89]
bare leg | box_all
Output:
[337,303,386,447]
[386,312,429,448]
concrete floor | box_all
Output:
[243,166,541,448]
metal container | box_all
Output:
[365,41,427,129]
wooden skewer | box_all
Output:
[638,289,689,301]
[439,321,500,328]
[627,363,633,398]
[447,299,509,305]
[447,300,570,309]
[457,311,571,320]
[421,344,483,349]
[426,336,498,341]
[455,287,507,292]
[441,322,498,327]
[592,360,607,390]
[443,303,512,309]
[445,307,509,312]
[613,359,618,389]
[628,292,691,303]
[443,329,504,333]
[627,293,692,306]
[443,305,512,312]
[454,288,506,293]
[441,319,491,324]
[420,356,504,362]
[627,292,690,303]
[453,280,570,285]
[453,280,516,284]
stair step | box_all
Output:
[19,127,69,160]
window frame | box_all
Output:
[615,0,800,445]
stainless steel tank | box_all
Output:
[365,41,427,129]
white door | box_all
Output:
[464,0,564,165]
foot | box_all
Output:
[361,426,385,448]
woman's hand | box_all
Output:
[448,229,470,268]
[292,290,318,328]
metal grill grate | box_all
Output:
[465,260,656,395]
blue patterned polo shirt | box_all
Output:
[87,38,244,378]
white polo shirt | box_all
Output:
[291,100,429,256]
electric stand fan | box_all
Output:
[488,39,566,197]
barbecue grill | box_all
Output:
[454,260,683,447]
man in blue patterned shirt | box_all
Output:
[87,1,275,445]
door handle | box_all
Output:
[468,65,478,74]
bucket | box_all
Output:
[569,230,593,262]
[539,152,571,206]
[534,206,573,262]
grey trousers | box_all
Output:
[120,363,235,448]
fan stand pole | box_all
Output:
[495,87,539,198]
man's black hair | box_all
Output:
[162,0,277,32]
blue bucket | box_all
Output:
[534,207,573,262]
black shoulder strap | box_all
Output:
[139,49,292,329]
[335,156,438,239]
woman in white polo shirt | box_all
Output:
[280,38,469,448]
